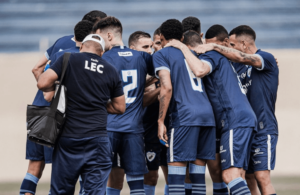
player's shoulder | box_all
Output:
[199,50,223,60]
[256,49,276,63]
[56,35,74,43]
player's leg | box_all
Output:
[189,126,216,195]
[122,133,148,195]
[245,173,260,195]
[144,141,161,195]
[81,136,112,195]
[207,154,229,195]
[160,145,169,195]
[184,167,192,195]
[20,139,48,195]
[107,132,124,195]
[220,128,253,194]
[167,126,199,195]
[50,137,82,195]
[251,134,278,195]
[207,129,228,195]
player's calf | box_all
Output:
[223,167,251,195]
[254,170,276,195]
[245,173,260,195]
[144,170,159,195]
[168,162,187,195]
[20,160,45,195]
[107,167,125,195]
[189,159,207,195]
[207,154,228,195]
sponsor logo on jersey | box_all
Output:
[254,148,264,156]
[259,122,264,129]
[242,79,252,94]
[240,72,246,79]
[220,145,227,153]
[221,159,226,163]
[118,52,133,57]
[146,151,156,162]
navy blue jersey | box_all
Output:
[45,35,75,60]
[102,46,154,133]
[50,52,124,138]
[199,51,257,131]
[153,47,215,128]
[32,35,75,107]
[49,46,79,65]
[232,50,278,135]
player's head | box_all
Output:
[74,20,94,43]
[128,31,152,54]
[80,34,105,57]
[205,24,229,47]
[153,27,162,52]
[160,19,183,48]
[93,16,123,51]
[228,25,256,52]
[182,30,202,50]
[182,16,203,38]
[82,10,107,23]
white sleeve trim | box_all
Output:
[254,54,265,71]
[201,59,212,74]
[155,67,170,78]
[44,51,50,60]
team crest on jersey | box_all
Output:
[247,66,252,78]
[146,151,156,162]
[118,52,133,57]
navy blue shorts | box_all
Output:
[247,134,278,173]
[219,128,255,170]
[167,126,216,163]
[26,137,53,163]
[108,132,148,175]
[51,136,112,195]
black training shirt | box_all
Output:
[50,52,124,138]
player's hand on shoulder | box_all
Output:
[194,43,214,55]
[165,39,185,50]
[158,122,168,147]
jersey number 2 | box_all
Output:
[122,70,137,104]
[184,59,203,92]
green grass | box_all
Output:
[1,176,299,195]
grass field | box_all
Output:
[1,176,299,195]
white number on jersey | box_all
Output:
[121,70,138,104]
[184,59,203,92]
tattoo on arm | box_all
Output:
[215,45,259,63]
[158,95,165,119]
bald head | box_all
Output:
[80,39,104,56]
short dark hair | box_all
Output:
[205,24,228,41]
[183,30,202,47]
[74,20,94,42]
[82,10,107,23]
[128,31,151,46]
[92,16,123,35]
[229,25,256,41]
[182,16,201,34]
[160,19,183,41]
[153,27,161,37]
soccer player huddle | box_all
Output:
[21,10,279,195]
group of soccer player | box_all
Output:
[21,9,279,195]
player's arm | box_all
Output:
[194,43,263,69]
[157,70,172,147]
[143,84,160,107]
[165,40,211,78]
[43,91,55,102]
[32,55,49,81]
[37,69,58,92]
[106,95,126,114]
[145,75,158,88]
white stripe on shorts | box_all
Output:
[117,153,121,167]
[170,128,174,162]
[267,134,271,170]
[229,129,234,166]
